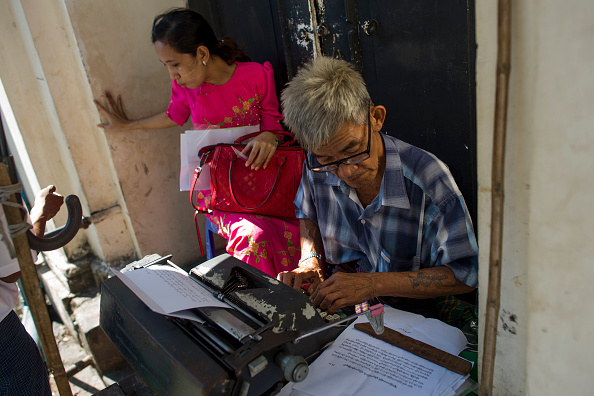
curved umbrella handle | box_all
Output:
[27,195,83,251]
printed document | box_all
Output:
[278,306,471,396]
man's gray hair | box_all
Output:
[281,56,371,152]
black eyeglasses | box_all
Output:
[305,111,372,172]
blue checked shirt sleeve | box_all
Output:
[423,194,479,287]
[294,164,319,224]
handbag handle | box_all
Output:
[234,131,296,146]
[197,131,297,163]
[228,152,285,211]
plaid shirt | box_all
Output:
[294,133,478,287]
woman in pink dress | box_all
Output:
[94,8,299,277]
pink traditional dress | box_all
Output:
[167,61,300,277]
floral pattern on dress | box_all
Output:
[202,95,263,128]
[277,223,299,268]
[207,212,299,277]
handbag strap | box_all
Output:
[190,166,210,214]
[198,146,216,165]
[193,211,205,257]
[189,167,207,256]
[228,152,286,211]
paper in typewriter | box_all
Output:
[279,306,471,396]
[112,264,230,323]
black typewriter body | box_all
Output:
[100,254,344,396]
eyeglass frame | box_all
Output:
[304,110,372,172]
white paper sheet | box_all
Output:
[281,306,469,396]
[112,264,230,322]
[179,124,260,191]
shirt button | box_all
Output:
[361,219,366,224]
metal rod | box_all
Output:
[189,272,267,328]
[65,356,93,378]
[80,204,121,229]
[293,313,360,343]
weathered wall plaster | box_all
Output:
[63,0,209,267]
[476,0,594,394]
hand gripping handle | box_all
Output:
[27,195,83,251]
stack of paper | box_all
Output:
[179,125,260,191]
[278,306,474,396]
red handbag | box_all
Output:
[191,131,304,220]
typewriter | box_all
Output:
[100,254,358,396]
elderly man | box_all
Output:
[278,56,478,317]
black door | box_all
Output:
[189,0,477,224]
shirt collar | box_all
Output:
[314,134,411,209]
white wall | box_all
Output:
[0,0,209,268]
[476,1,594,394]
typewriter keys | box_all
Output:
[316,308,347,323]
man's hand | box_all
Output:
[31,185,63,222]
[277,258,325,293]
[30,185,64,237]
[241,131,279,170]
[310,272,378,314]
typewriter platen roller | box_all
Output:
[100,254,345,396]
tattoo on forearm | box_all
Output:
[408,273,448,288]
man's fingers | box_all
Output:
[277,271,292,284]
[316,290,342,311]
[310,276,339,304]
[292,273,307,291]
[278,271,300,289]
[278,270,314,292]
[325,297,348,314]
[306,278,322,297]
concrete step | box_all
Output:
[70,294,129,375]
[37,251,130,380]
[43,250,97,295]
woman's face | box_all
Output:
[154,41,206,89]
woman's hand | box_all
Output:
[241,131,280,170]
[94,91,134,131]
